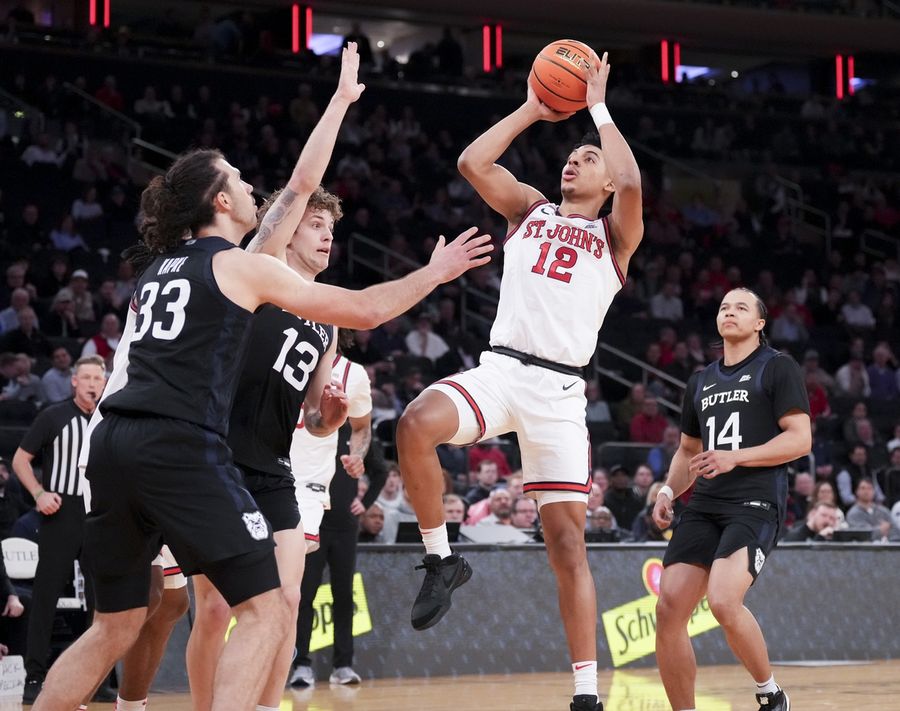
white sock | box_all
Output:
[116,698,147,711]
[255,706,280,711]
[572,660,598,698]
[756,674,779,695]
[78,706,89,711]
[116,699,147,711]
[420,524,452,559]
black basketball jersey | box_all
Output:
[101,236,253,436]
[228,305,333,476]
[681,345,810,515]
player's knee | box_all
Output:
[546,529,586,573]
[397,397,450,448]
[236,587,291,630]
[196,591,232,631]
[94,610,145,652]
[160,587,191,624]
[655,591,691,628]
[281,582,302,616]
[706,592,740,628]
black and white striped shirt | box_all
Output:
[19,399,90,496]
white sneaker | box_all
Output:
[329,667,361,685]
[290,665,315,688]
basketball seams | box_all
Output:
[529,70,582,110]
[536,54,589,88]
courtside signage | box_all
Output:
[309,572,373,652]
[601,558,720,667]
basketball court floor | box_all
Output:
[30,659,898,709]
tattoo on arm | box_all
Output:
[247,187,299,253]
[350,427,372,459]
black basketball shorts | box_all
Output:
[82,413,279,612]
[239,464,301,533]
[662,504,780,582]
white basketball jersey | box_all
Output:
[291,355,372,507]
[490,200,625,367]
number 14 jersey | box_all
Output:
[490,200,626,368]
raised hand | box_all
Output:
[525,84,575,123]
[585,50,611,108]
[427,226,493,284]
[336,41,366,104]
[318,381,350,431]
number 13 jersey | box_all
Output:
[490,200,626,368]
[102,236,253,437]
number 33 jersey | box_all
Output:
[490,200,626,368]
[102,237,254,436]
[228,305,333,477]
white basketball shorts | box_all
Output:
[297,495,326,554]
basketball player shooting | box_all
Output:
[652,288,811,711]
[397,49,642,711]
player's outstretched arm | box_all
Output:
[585,50,643,265]
[222,226,492,329]
[246,42,365,259]
[652,433,702,529]
[457,86,562,225]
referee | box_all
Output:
[11,355,106,701]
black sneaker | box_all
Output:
[756,688,790,710]
[410,553,472,631]
[570,694,603,711]
[23,677,42,704]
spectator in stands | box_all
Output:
[344,329,384,367]
[837,444,884,508]
[585,506,623,542]
[665,342,694,383]
[464,460,499,506]
[357,503,385,543]
[0,354,43,405]
[771,302,808,346]
[342,23,373,65]
[381,486,418,544]
[0,309,51,360]
[592,467,609,497]
[71,185,103,224]
[785,471,814,527]
[840,289,876,331]
[81,313,121,361]
[801,350,835,393]
[93,279,124,321]
[43,289,81,339]
[782,502,839,542]
[853,419,888,469]
[67,270,95,326]
[846,478,900,541]
[0,288,34,334]
[630,482,667,542]
[0,457,27,540]
[586,482,605,519]
[615,383,645,433]
[442,494,465,523]
[604,465,644,530]
[835,354,871,399]
[40,347,73,403]
[630,396,669,444]
[404,313,449,363]
[94,75,124,112]
[585,380,613,424]
[467,441,511,480]
[0,264,37,306]
[878,445,900,509]
[650,281,684,321]
[374,463,402,515]
[633,465,654,500]
[20,133,62,168]
[867,342,899,401]
[648,424,680,480]
[510,496,538,530]
[477,489,513,526]
[812,480,845,527]
[49,214,89,254]
[805,373,831,420]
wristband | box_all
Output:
[589,102,613,127]
[33,488,45,499]
[658,485,674,501]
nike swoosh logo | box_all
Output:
[702,383,716,391]
[563,382,579,391]
[574,663,593,670]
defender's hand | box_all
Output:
[427,226,493,284]
[690,450,740,479]
[335,42,366,104]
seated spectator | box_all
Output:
[0,353,43,405]
[632,465,654,500]
[878,445,900,509]
[630,396,669,444]
[841,401,869,445]
[370,318,407,358]
[586,482,605,519]
[867,342,899,401]
[771,303,808,345]
[40,347,73,403]
[68,269,96,326]
[344,329,385,367]
[381,486,418,544]
[404,313,448,363]
[801,350,835,393]
[476,489,513,526]
[71,185,104,224]
[837,445,884,508]
[811,480,846,528]
[785,471,814,527]
[49,214,89,254]
[782,502,839,542]
[0,288,37,333]
[442,494,466,523]
[0,457,27,539]
[648,425,680,480]
[665,342,694,384]
[20,132,62,168]
[632,483,667,542]
[464,460,499,506]
[604,465,644,530]
[585,380,613,423]
[840,289,875,331]
[846,478,900,541]
[510,496,538,530]
[615,383,645,433]
[805,373,831,420]
[0,308,51,359]
[81,313,122,361]
[853,419,888,469]
[586,506,624,542]
[43,288,82,339]
[358,503,385,543]
[835,355,871,399]
[650,281,683,321]
[467,441,511,480]
[374,463,403,514]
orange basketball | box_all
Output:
[528,39,592,113]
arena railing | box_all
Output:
[774,174,832,253]
[861,228,900,260]
[62,81,142,141]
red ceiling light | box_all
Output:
[835,54,844,100]
[291,4,299,54]
[660,40,670,83]
[673,42,681,83]
[847,55,855,95]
